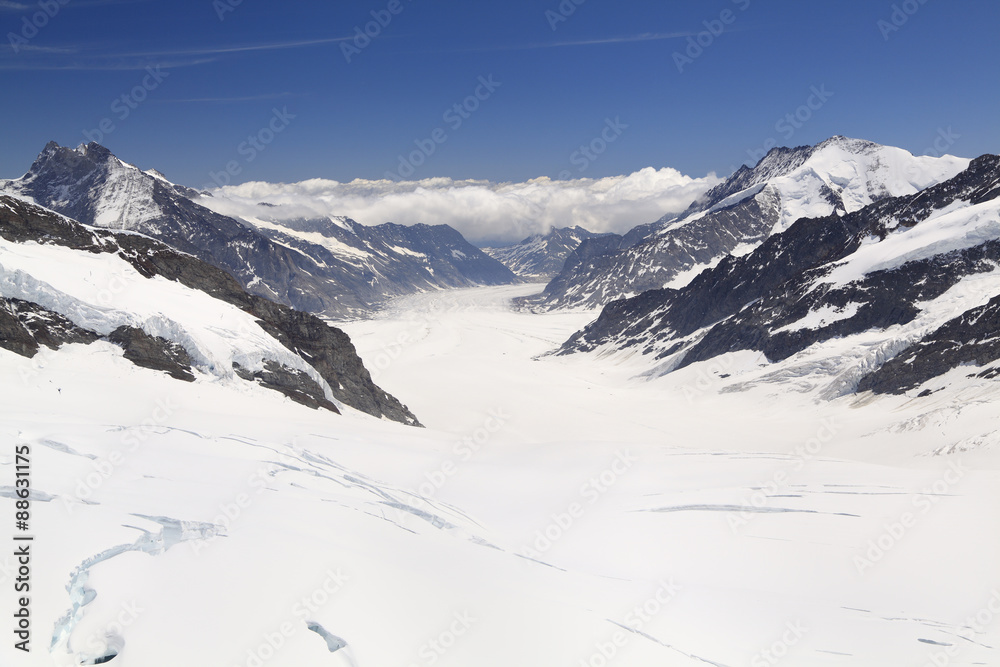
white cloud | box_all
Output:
[202,167,722,246]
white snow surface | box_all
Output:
[0,234,338,400]
[664,138,970,237]
[823,196,1000,287]
[0,283,998,667]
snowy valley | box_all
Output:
[1,137,999,667]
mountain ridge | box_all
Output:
[518,136,970,312]
[558,153,1000,398]
[0,193,421,425]
[2,142,517,319]
[482,225,612,279]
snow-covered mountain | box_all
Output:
[0,194,420,425]
[482,225,611,280]
[560,153,1000,399]
[2,136,999,667]
[1,142,516,318]
[520,137,970,311]
[198,204,518,310]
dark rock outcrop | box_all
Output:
[0,195,420,425]
[523,137,966,312]
[233,361,340,413]
[559,154,1000,396]
[107,326,195,382]
[0,297,101,357]
[3,142,516,318]
[857,294,1000,394]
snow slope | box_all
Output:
[1,142,516,319]
[560,153,1000,404]
[2,284,997,667]
[0,236,325,390]
[664,136,971,237]
[482,226,611,279]
[0,194,419,423]
[525,137,971,311]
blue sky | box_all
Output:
[2,0,998,187]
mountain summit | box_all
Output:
[483,225,612,280]
[2,142,516,318]
[518,136,970,312]
[560,152,1000,399]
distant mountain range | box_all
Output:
[559,152,1000,398]
[519,137,970,312]
[0,193,421,425]
[4,135,998,404]
[2,142,516,319]
[482,225,611,280]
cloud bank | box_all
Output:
[203,167,722,246]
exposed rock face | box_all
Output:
[559,154,1000,397]
[0,296,100,357]
[483,226,611,280]
[2,142,516,318]
[521,137,969,312]
[233,361,340,413]
[107,326,195,382]
[245,215,518,309]
[857,294,1000,394]
[0,195,420,425]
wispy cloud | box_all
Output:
[405,31,700,55]
[0,36,350,70]
[158,92,302,104]
[5,43,78,54]
[519,31,698,50]
[114,37,352,59]
[0,0,151,9]
[0,56,216,71]
[204,168,724,246]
